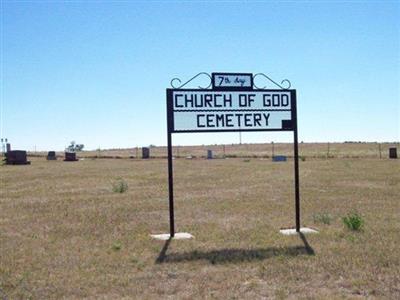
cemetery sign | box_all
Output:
[166,72,300,237]
[168,90,295,132]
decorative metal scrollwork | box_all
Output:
[253,73,291,90]
[170,72,212,89]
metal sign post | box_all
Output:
[167,128,175,236]
[292,92,300,232]
[166,72,300,237]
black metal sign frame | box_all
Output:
[166,73,300,237]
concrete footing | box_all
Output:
[150,232,193,240]
[279,227,318,235]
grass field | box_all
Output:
[1,143,399,299]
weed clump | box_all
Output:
[112,242,122,251]
[313,212,333,225]
[342,212,364,231]
[112,178,128,193]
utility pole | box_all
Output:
[271,141,275,158]
[378,143,382,159]
[1,138,7,156]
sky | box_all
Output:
[1,0,399,151]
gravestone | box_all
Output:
[273,155,287,162]
[64,152,77,161]
[5,150,31,165]
[47,151,57,160]
[207,150,213,159]
[389,147,397,159]
[142,147,150,159]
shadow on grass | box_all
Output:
[155,237,172,264]
[155,233,314,264]
[299,232,315,255]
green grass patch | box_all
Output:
[342,212,364,231]
[313,212,333,225]
[112,178,128,193]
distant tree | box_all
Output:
[67,141,84,152]
[75,144,84,151]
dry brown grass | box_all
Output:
[1,143,400,299]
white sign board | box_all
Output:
[212,73,253,89]
[168,90,294,132]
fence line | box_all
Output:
[26,143,399,160]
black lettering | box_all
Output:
[248,94,255,107]
[235,77,245,86]
[214,94,222,107]
[174,94,184,108]
[204,94,213,107]
[263,113,270,126]
[272,94,280,107]
[239,94,247,107]
[226,114,234,127]
[244,114,252,127]
[195,94,203,107]
[263,94,271,107]
[235,114,243,127]
[216,114,225,127]
[282,94,289,107]
[197,114,205,127]
[254,114,262,126]
[206,114,215,127]
[185,94,194,107]
[224,94,232,107]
